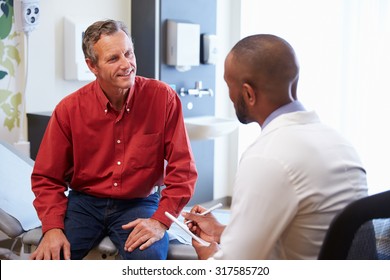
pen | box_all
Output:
[184,202,223,224]
[165,211,210,246]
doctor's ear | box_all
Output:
[242,82,256,106]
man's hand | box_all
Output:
[122,218,167,252]
[29,228,71,260]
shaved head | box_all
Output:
[229,34,299,101]
[224,34,300,125]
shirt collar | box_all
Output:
[94,79,135,115]
[262,100,306,129]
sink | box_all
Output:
[184,115,239,140]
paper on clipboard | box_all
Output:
[165,211,210,246]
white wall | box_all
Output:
[25,0,130,113]
[213,0,241,199]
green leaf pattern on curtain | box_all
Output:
[0,0,22,131]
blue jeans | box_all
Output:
[64,190,169,260]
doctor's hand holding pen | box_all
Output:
[182,203,225,243]
[182,204,226,259]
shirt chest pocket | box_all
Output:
[128,133,162,169]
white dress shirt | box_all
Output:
[213,110,367,259]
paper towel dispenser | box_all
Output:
[63,17,95,81]
[166,20,200,71]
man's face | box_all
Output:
[224,53,250,124]
[88,30,137,93]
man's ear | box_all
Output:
[85,58,98,76]
[242,82,256,106]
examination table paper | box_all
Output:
[0,142,40,231]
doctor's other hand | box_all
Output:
[182,205,225,243]
[29,228,71,260]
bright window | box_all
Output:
[238,0,390,194]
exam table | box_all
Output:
[0,140,199,260]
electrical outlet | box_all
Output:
[14,0,40,34]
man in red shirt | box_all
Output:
[30,19,197,260]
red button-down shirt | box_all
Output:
[32,77,197,233]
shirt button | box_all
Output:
[117,161,121,165]
[117,139,121,144]
[104,109,108,113]
[113,182,118,187]
[126,108,130,112]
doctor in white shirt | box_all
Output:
[183,34,367,260]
